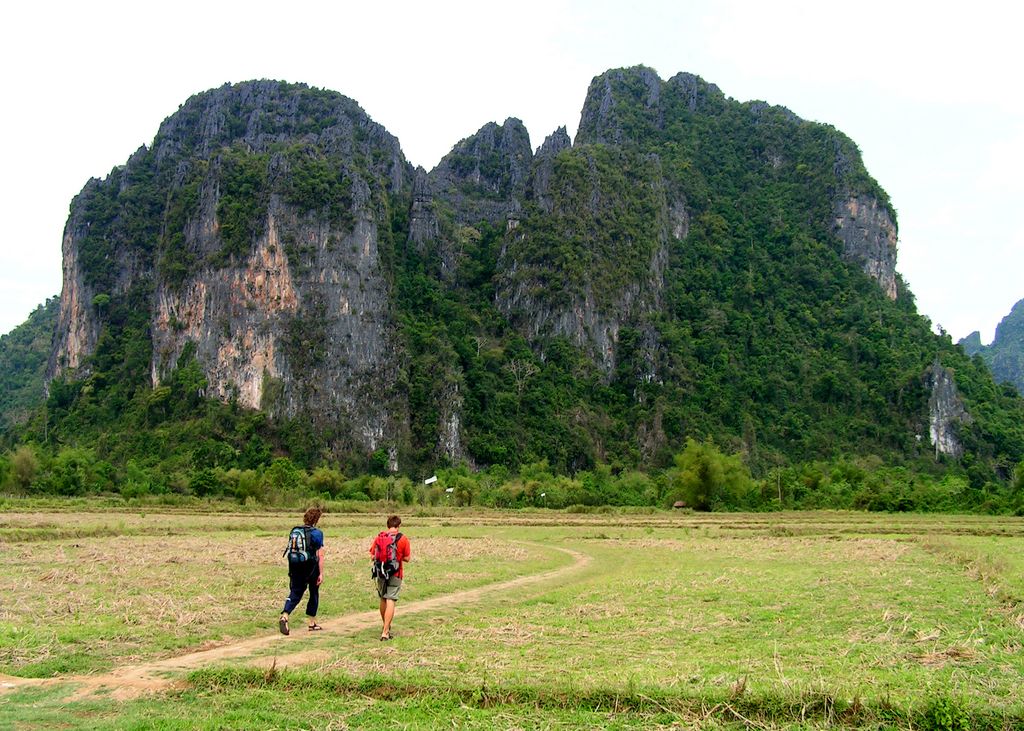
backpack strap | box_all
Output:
[304,525,317,558]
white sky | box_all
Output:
[2,0,1021,343]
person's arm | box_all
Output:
[316,546,325,585]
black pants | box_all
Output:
[282,562,320,617]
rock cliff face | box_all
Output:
[492,69,731,377]
[832,194,898,300]
[49,211,102,375]
[400,119,535,459]
[150,197,397,448]
[960,331,984,356]
[925,359,972,459]
[577,66,899,301]
[529,127,571,213]
[48,157,156,379]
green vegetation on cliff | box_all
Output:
[510,145,664,308]
[0,298,58,432]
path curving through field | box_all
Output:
[0,543,590,701]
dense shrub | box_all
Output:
[664,439,753,510]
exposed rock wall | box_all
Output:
[408,168,440,255]
[410,119,533,282]
[833,194,899,300]
[48,210,101,376]
[150,192,400,449]
[437,380,468,466]
[152,80,408,191]
[577,66,900,301]
[48,150,160,381]
[925,359,972,459]
[959,331,984,356]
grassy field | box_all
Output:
[1,507,1023,729]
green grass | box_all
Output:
[304,531,1021,705]
[2,509,1023,729]
[0,511,565,677]
[1,669,1008,729]
[923,535,1024,606]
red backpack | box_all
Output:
[371,531,402,580]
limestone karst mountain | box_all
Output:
[15,67,1022,478]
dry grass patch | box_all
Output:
[411,537,530,563]
[0,514,562,676]
[453,621,543,647]
[911,645,979,667]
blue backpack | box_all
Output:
[283,526,314,564]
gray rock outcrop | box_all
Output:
[925,359,972,459]
[529,127,571,213]
[575,67,724,147]
[833,194,899,300]
[428,117,532,226]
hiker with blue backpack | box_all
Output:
[370,515,410,641]
[279,507,325,635]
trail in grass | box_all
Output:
[0,543,590,701]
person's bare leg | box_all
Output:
[382,599,396,638]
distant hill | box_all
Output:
[0,297,58,431]
[7,68,1023,485]
[960,298,1024,395]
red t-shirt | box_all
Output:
[394,534,411,579]
[370,532,411,579]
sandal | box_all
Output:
[308,623,324,631]
[279,615,290,636]
[379,633,392,641]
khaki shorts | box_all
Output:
[377,576,402,601]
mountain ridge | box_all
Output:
[960,298,1024,396]
[4,67,1020,486]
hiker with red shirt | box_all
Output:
[369,515,410,641]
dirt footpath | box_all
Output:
[1,544,589,701]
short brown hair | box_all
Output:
[386,515,401,529]
[304,508,323,526]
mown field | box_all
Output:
[1,506,1023,729]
